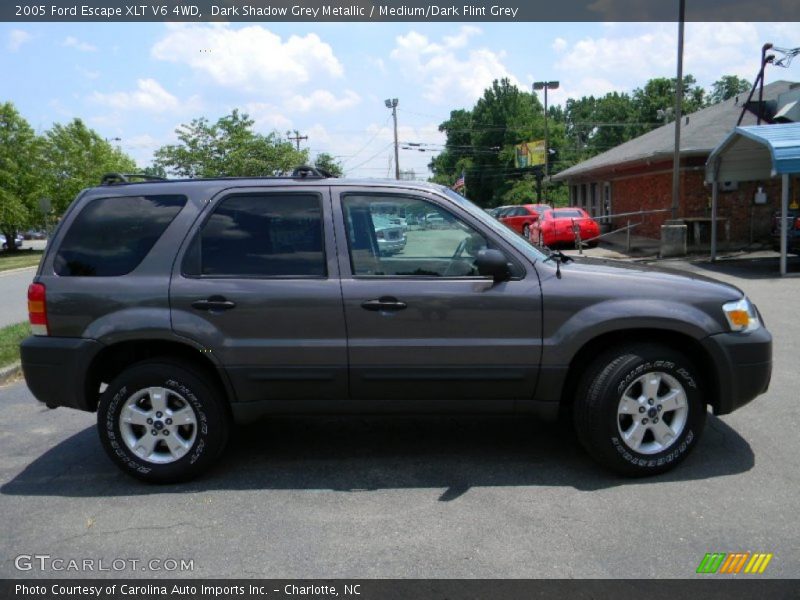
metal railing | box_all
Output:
[529,208,671,254]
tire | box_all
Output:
[573,343,706,477]
[522,224,531,239]
[97,359,230,483]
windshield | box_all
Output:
[554,209,584,218]
[440,187,548,262]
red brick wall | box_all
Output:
[609,169,795,244]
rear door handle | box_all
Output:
[191,296,237,312]
[361,296,407,312]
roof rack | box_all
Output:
[292,165,336,179]
[100,172,168,185]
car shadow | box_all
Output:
[1,414,753,499]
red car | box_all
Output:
[529,207,600,248]
[498,203,551,239]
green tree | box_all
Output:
[0,102,43,252]
[709,75,752,104]
[314,152,344,177]
[630,75,706,136]
[154,110,307,178]
[42,119,136,215]
[431,79,545,207]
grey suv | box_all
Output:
[21,173,772,482]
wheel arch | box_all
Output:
[559,328,720,415]
[85,339,236,412]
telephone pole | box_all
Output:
[384,98,400,179]
[286,130,308,151]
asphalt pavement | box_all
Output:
[0,256,798,579]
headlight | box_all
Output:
[722,297,761,332]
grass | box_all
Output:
[0,249,43,272]
[0,322,31,368]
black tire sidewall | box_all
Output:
[577,346,706,476]
[98,361,227,483]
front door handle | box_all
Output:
[361,296,407,312]
[191,296,237,312]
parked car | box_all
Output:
[21,173,772,482]
[530,207,601,248]
[498,204,551,239]
[373,215,407,255]
[1,233,24,249]
[771,209,800,251]
[23,229,47,240]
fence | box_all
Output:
[529,208,671,254]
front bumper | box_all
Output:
[701,327,772,415]
[20,336,103,412]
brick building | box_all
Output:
[552,80,800,246]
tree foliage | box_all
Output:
[42,119,137,215]
[154,110,307,178]
[0,102,43,251]
[709,75,752,104]
[314,152,344,177]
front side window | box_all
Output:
[55,195,186,277]
[342,194,494,278]
[196,193,325,278]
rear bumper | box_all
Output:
[701,327,772,415]
[20,336,103,412]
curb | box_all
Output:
[0,362,22,385]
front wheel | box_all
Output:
[98,360,229,483]
[573,344,706,476]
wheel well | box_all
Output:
[85,340,233,412]
[559,329,720,414]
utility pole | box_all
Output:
[533,81,559,200]
[385,98,400,180]
[286,130,308,151]
[671,0,685,220]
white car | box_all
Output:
[1,234,24,249]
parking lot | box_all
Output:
[0,256,798,579]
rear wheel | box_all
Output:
[573,343,706,476]
[98,360,229,483]
[522,224,531,240]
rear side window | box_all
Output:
[55,195,186,277]
[195,193,325,278]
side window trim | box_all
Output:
[337,190,525,281]
[181,190,328,280]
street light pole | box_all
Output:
[385,98,400,179]
[671,0,685,220]
[533,81,559,199]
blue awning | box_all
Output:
[706,122,800,181]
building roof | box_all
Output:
[706,122,800,182]
[552,80,798,182]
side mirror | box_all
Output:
[475,249,511,283]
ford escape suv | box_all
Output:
[20,171,772,482]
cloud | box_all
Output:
[243,102,293,131]
[286,89,361,113]
[7,29,32,52]
[63,36,97,52]
[89,79,185,112]
[552,37,568,52]
[151,24,343,92]
[390,27,518,105]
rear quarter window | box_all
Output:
[54,195,186,277]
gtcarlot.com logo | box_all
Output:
[14,554,194,573]
[696,552,773,574]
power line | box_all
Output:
[341,115,392,168]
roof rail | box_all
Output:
[100,172,168,185]
[292,165,336,179]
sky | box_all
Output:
[2,21,798,179]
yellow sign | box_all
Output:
[515,140,545,168]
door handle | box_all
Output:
[361,296,407,312]
[191,296,237,312]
